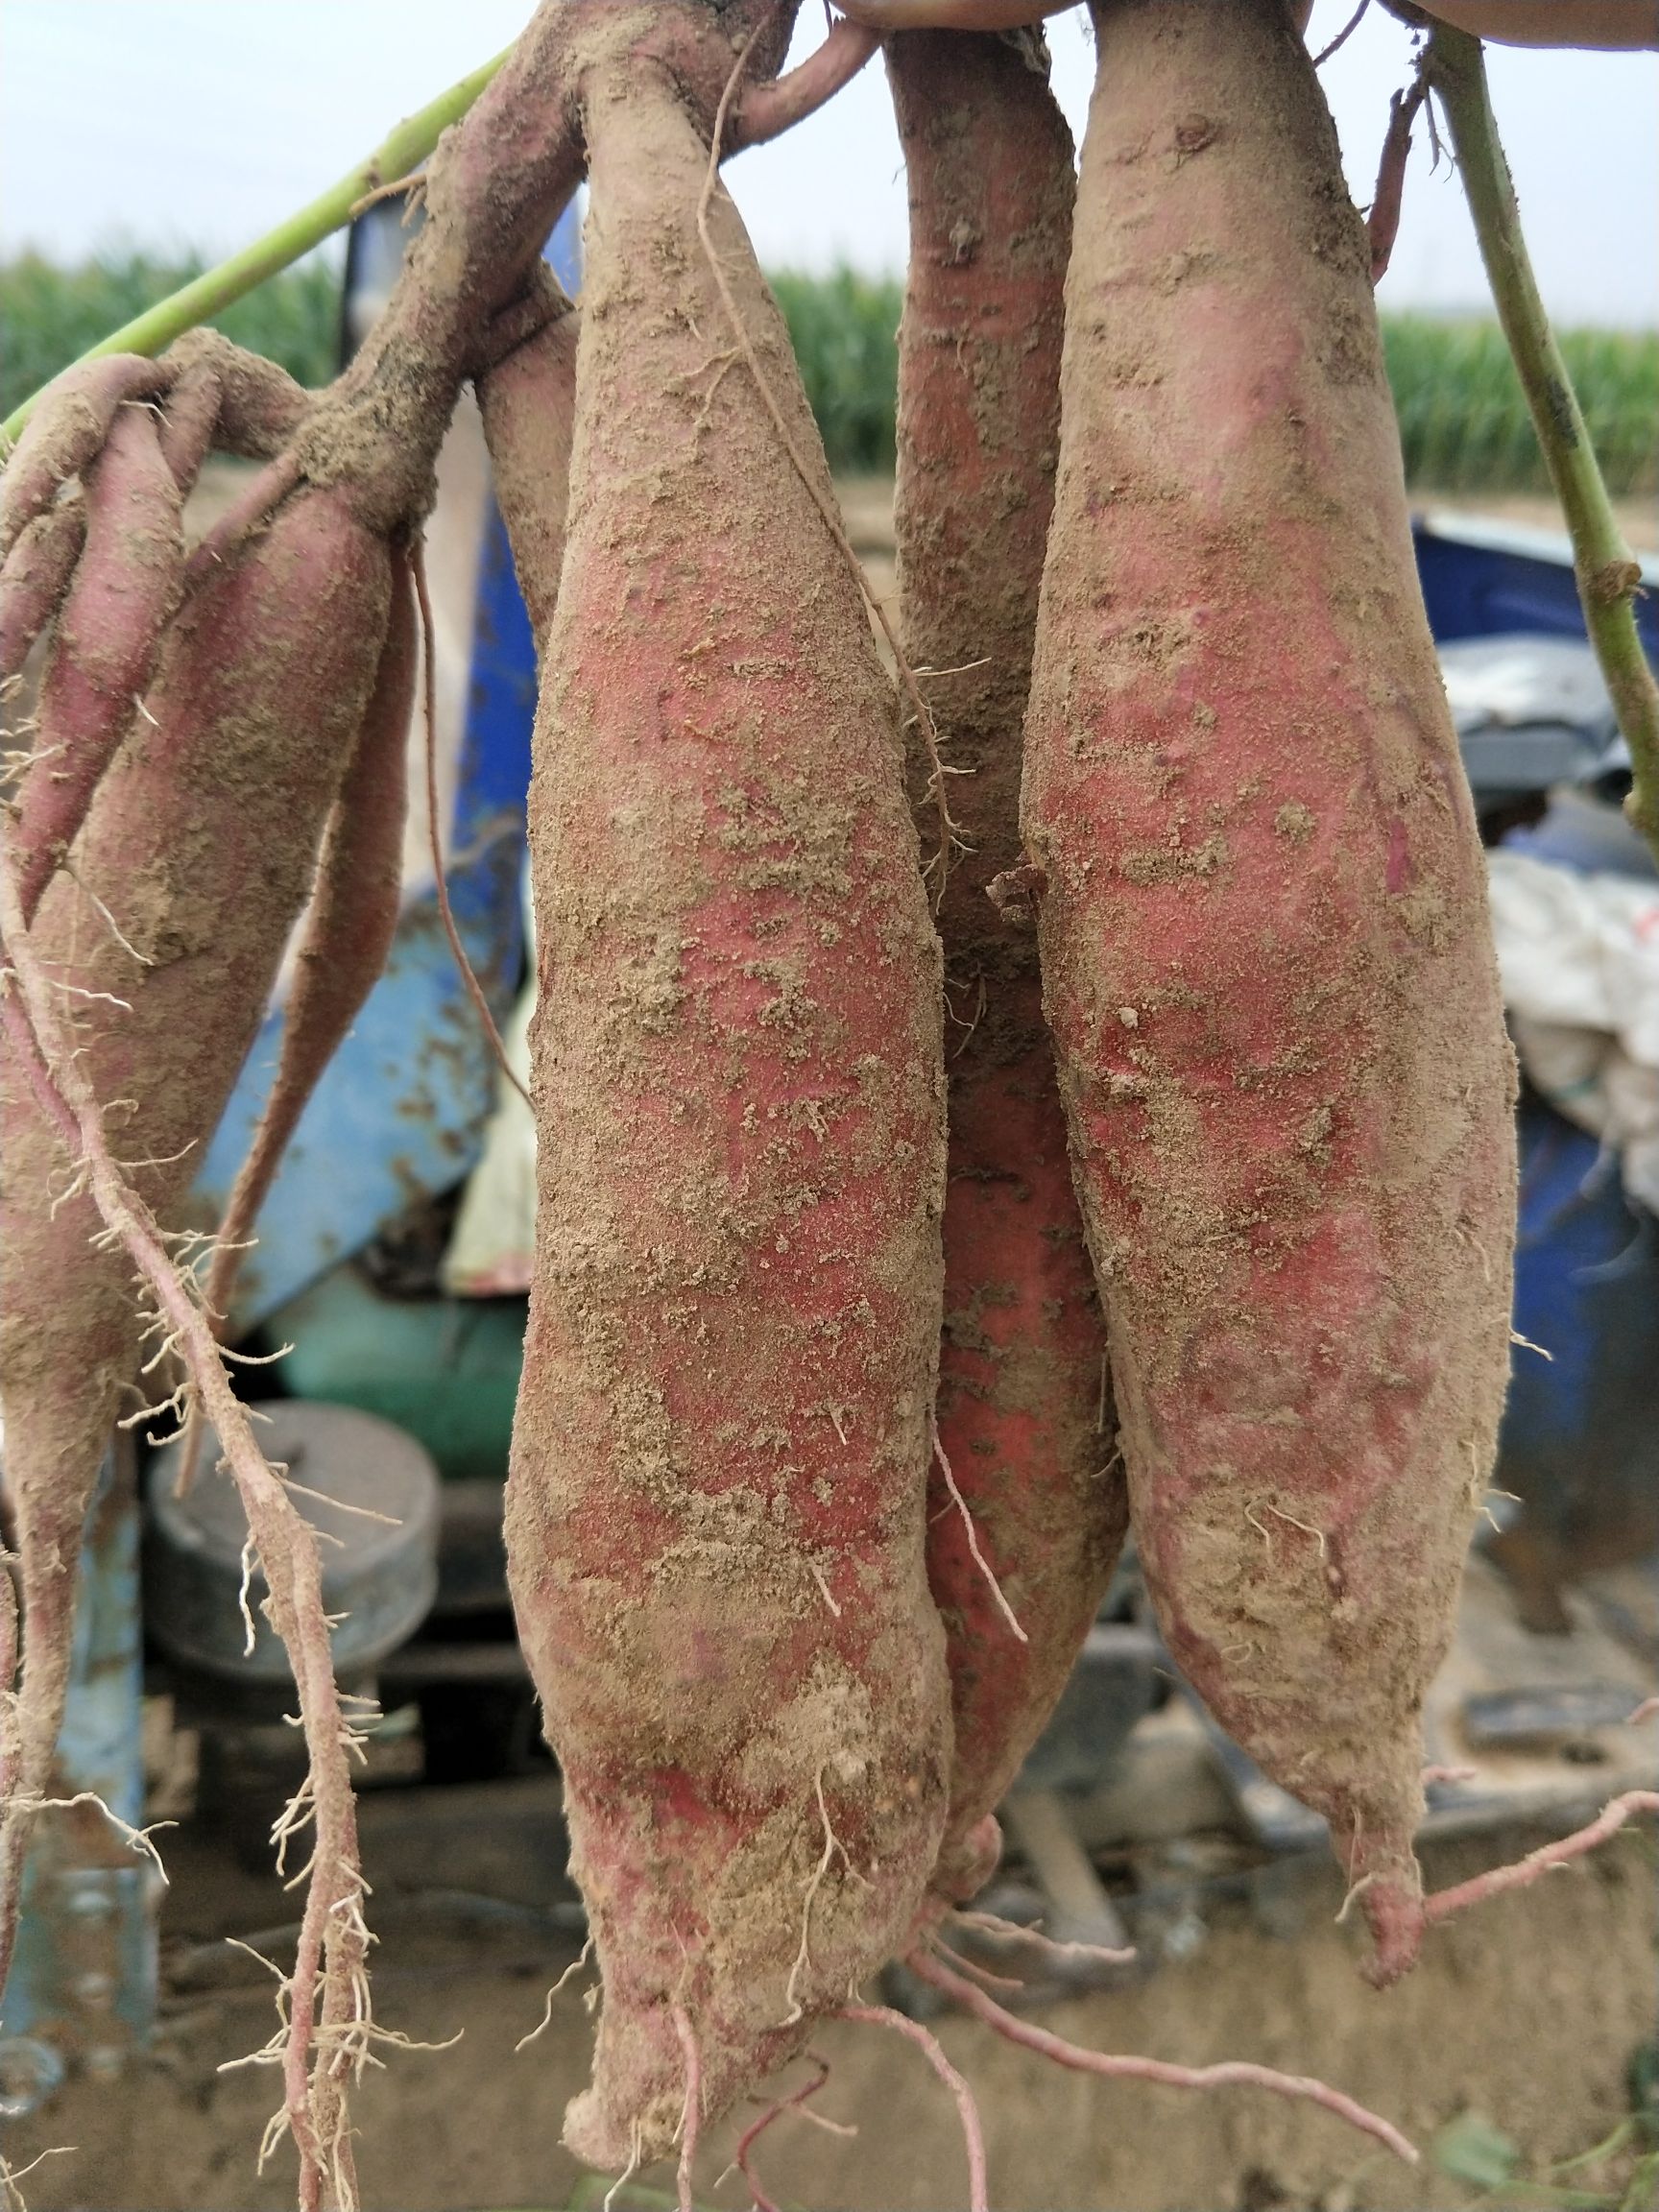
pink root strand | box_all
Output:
[905,1946,1418,2168]
[0,861,369,2212]
[734,2057,834,2212]
[842,2002,989,2212]
[729,18,879,150]
[1424,1791,1658,1924]
[950,1907,1136,1971]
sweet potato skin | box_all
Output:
[202,541,417,1336]
[504,40,950,2171]
[887,29,1126,1905]
[13,400,184,923]
[1022,0,1516,1978]
[479,306,580,655]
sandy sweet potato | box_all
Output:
[1022,0,1517,1984]
[12,401,184,924]
[200,541,418,1336]
[0,486,393,1993]
[886,27,1127,1907]
[479,302,581,653]
[504,5,951,2171]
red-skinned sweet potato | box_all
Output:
[1022,0,1516,1984]
[12,400,184,924]
[478,304,581,653]
[200,541,417,1336]
[504,7,950,2171]
[886,28,1127,1907]
[0,486,393,1989]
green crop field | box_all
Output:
[4,250,1654,498]
[0,249,341,424]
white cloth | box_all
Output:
[1487,848,1659,1213]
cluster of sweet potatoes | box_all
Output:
[0,0,1565,2202]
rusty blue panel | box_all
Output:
[191,821,521,1334]
[0,1446,153,2098]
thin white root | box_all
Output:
[0,857,375,2212]
[933,1429,1027,1645]
[515,1935,594,2051]
[783,1768,844,2027]
[1,2145,74,2212]
[7,1791,173,1884]
[601,2125,644,2212]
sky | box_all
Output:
[1,1,1655,329]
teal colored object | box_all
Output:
[0,1449,153,2095]
[268,1264,525,1484]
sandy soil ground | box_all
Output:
[9,1790,1653,2212]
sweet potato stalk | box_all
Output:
[1426,18,1659,862]
[885,27,1126,1906]
[1022,0,1516,1984]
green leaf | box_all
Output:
[1434,2109,1524,2191]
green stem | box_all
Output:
[1428,21,1659,861]
[0,44,512,448]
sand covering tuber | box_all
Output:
[1022,0,1517,1984]
[503,1,952,2169]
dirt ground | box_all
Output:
[9,1784,1654,2212]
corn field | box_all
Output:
[2,250,1654,493]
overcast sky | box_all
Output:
[1,2,1654,328]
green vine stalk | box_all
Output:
[0,44,511,448]
[1428,20,1659,861]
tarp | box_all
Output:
[1487,848,1659,1215]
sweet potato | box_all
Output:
[0,484,393,1990]
[886,28,1126,1907]
[1022,0,1516,1984]
[12,400,184,923]
[0,498,85,691]
[0,356,169,566]
[478,303,581,653]
[200,542,417,1336]
[504,7,950,2171]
